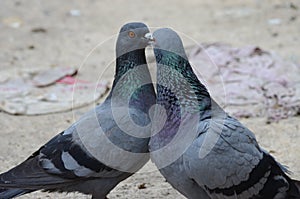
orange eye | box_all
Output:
[128,31,136,38]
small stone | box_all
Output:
[69,9,81,17]
[137,183,147,189]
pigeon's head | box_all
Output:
[152,28,188,60]
[116,22,153,56]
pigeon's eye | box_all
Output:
[128,31,136,38]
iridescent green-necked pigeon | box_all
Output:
[0,22,155,199]
[149,28,300,199]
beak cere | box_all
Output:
[144,32,155,42]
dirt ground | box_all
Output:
[0,0,300,198]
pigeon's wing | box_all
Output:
[184,115,296,198]
[0,103,150,190]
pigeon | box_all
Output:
[149,28,300,199]
[0,22,156,199]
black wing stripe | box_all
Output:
[67,143,114,173]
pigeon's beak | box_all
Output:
[144,33,155,45]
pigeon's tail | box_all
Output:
[0,188,32,199]
[0,151,73,196]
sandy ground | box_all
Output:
[0,0,300,198]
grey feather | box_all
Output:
[149,28,300,199]
[0,22,156,199]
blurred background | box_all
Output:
[0,0,299,198]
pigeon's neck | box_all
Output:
[156,49,211,115]
[106,49,155,112]
[114,49,147,83]
[149,50,211,146]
